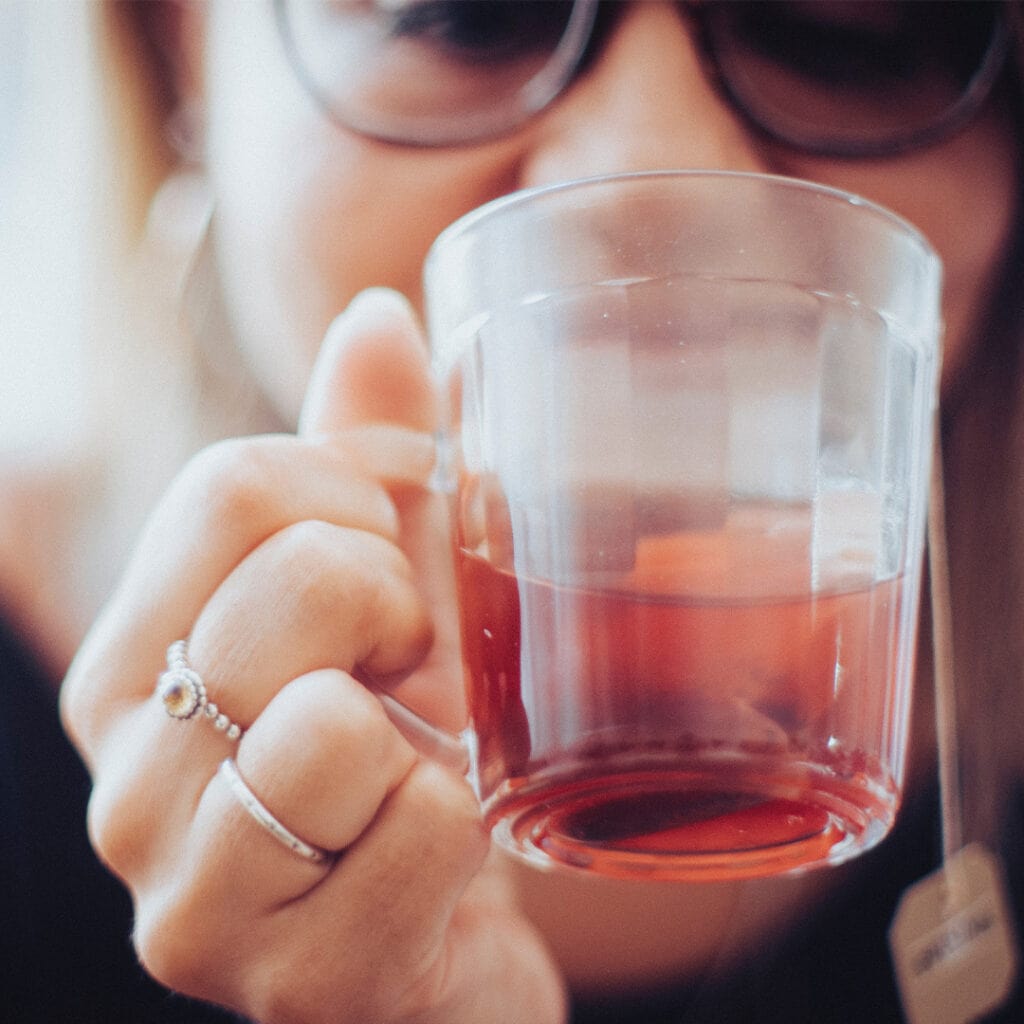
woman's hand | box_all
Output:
[60,289,567,1024]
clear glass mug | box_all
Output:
[423,171,941,881]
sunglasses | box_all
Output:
[274,0,1012,156]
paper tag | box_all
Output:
[889,844,1020,1024]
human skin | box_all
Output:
[61,2,1020,1021]
[202,2,1016,420]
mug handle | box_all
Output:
[372,686,470,773]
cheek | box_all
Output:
[204,4,526,421]
[210,135,521,422]
[202,5,346,419]
[774,115,1019,391]
[297,141,523,319]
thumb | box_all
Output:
[299,288,438,437]
[300,289,468,746]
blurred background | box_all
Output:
[1,1,96,456]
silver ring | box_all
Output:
[219,758,333,865]
[156,639,244,742]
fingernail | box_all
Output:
[343,287,418,329]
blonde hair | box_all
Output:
[92,1,179,246]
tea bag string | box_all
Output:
[928,429,965,893]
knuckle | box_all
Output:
[60,642,127,759]
[131,843,241,1001]
[322,680,417,776]
[265,521,355,620]
[269,520,417,625]
[85,788,128,879]
[407,760,485,841]
[314,675,391,746]
[255,974,376,1024]
[58,662,97,753]
[388,956,456,1024]
[342,532,419,612]
[85,768,148,881]
[279,670,384,754]
[183,437,282,528]
[132,894,213,997]
[337,525,414,591]
[270,517,340,565]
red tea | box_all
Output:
[456,519,909,880]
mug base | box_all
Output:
[487,757,895,881]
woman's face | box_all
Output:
[197,1,1019,422]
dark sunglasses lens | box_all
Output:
[703,1,1005,154]
[278,0,582,145]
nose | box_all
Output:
[518,2,767,187]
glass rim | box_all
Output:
[425,169,941,270]
[424,170,945,382]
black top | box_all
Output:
[0,613,238,1024]
[2,612,1020,1023]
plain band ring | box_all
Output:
[219,758,332,865]
[156,640,244,742]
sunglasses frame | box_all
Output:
[273,0,1012,157]
[690,0,1013,159]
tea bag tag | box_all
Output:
[889,843,1019,1024]
[890,442,1021,1023]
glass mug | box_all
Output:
[421,171,941,881]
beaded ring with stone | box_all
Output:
[156,640,244,742]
